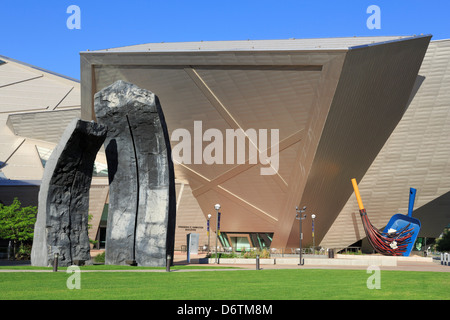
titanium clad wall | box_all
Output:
[80,36,432,251]
[80,50,346,121]
[6,108,81,144]
[82,50,347,237]
[322,39,450,249]
[0,62,42,87]
[0,76,75,113]
[277,35,431,250]
[174,183,212,250]
[413,191,450,237]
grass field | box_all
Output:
[0,266,449,300]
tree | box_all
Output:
[436,229,450,252]
[0,198,37,259]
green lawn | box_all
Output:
[0,267,448,300]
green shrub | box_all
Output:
[436,229,450,252]
[0,198,37,260]
[15,243,32,260]
[207,249,271,259]
[93,251,105,263]
[243,248,270,259]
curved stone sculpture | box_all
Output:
[31,119,107,267]
[94,80,176,267]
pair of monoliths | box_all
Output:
[31,80,176,267]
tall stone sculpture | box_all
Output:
[31,119,107,267]
[94,80,176,267]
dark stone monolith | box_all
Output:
[94,80,176,267]
[31,119,107,267]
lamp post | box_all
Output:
[295,206,307,266]
[311,214,316,255]
[214,204,221,264]
[207,214,211,255]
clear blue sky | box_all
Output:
[1,0,449,80]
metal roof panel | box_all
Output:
[88,36,416,53]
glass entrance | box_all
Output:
[217,232,274,251]
[229,236,251,251]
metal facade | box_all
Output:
[322,39,450,250]
[80,36,436,250]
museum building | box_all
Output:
[1,35,449,254]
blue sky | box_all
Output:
[1,0,449,80]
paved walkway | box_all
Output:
[186,261,450,272]
[1,254,449,272]
[173,260,450,273]
[172,253,450,272]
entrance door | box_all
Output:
[228,234,252,251]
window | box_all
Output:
[36,146,52,167]
[36,145,108,177]
[218,232,274,251]
[229,234,252,251]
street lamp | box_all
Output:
[311,214,316,255]
[207,214,212,255]
[295,206,307,266]
[214,204,221,264]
